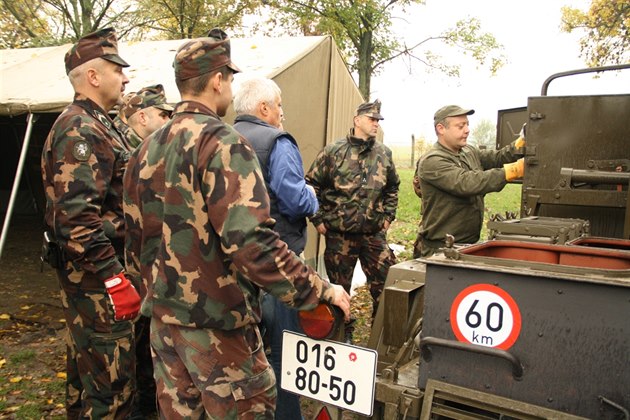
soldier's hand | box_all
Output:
[316,223,327,235]
[330,284,351,321]
[383,220,390,231]
[105,272,141,321]
[504,158,525,181]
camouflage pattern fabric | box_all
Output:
[415,140,522,257]
[113,115,144,149]
[306,131,400,234]
[60,269,136,419]
[64,27,129,74]
[41,95,135,418]
[150,317,275,419]
[323,231,396,316]
[119,84,173,121]
[173,29,240,80]
[355,99,384,120]
[123,100,338,416]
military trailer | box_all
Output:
[356,65,630,419]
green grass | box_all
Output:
[387,168,521,259]
[9,349,36,364]
[0,346,66,419]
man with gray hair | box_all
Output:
[234,76,318,420]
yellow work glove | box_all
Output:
[504,158,525,181]
[514,123,526,148]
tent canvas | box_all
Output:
[0,35,363,262]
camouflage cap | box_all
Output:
[64,27,129,75]
[355,99,384,120]
[434,105,475,126]
[119,84,174,120]
[173,28,241,81]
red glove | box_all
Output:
[105,273,141,321]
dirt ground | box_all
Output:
[0,215,372,419]
[0,215,66,418]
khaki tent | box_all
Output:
[0,35,363,262]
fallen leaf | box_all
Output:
[56,372,67,379]
[9,376,22,383]
[0,358,6,368]
[0,313,10,320]
[20,305,32,310]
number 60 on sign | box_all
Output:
[450,283,522,350]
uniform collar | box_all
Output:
[173,101,221,119]
[347,129,375,149]
[73,93,114,130]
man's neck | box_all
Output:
[438,139,461,154]
[76,88,112,112]
[351,128,370,141]
[181,93,218,114]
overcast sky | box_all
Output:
[370,0,630,144]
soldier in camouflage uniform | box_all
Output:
[41,28,141,419]
[113,84,174,149]
[123,29,351,419]
[306,99,400,340]
[114,84,173,418]
[414,105,525,258]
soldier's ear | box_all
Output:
[86,67,100,87]
[210,71,223,93]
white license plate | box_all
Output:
[281,330,377,416]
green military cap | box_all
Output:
[64,27,129,75]
[119,84,174,121]
[434,105,475,126]
[355,99,384,120]
[173,28,241,81]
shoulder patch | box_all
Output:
[72,140,92,161]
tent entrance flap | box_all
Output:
[0,112,36,259]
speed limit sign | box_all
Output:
[450,284,522,350]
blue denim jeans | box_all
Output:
[261,293,304,420]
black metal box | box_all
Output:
[419,240,630,419]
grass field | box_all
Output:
[388,167,522,260]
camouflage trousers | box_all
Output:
[57,265,136,419]
[150,317,276,419]
[324,230,396,316]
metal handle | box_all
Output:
[541,64,630,96]
[420,336,524,380]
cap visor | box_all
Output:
[103,54,130,68]
[228,61,241,73]
[155,103,175,111]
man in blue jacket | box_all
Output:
[234,76,318,420]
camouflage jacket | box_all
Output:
[41,94,129,281]
[123,101,336,330]
[306,130,400,234]
[417,140,521,247]
[113,116,143,149]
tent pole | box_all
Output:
[0,112,36,259]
